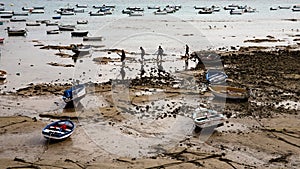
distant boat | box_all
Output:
[61,11,75,15]
[0,14,13,18]
[10,18,26,22]
[278,6,291,9]
[0,37,4,43]
[31,9,45,14]
[22,7,34,11]
[45,21,59,26]
[33,6,45,10]
[205,69,228,84]
[77,20,88,24]
[75,4,88,8]
[6,27,27,36]
[208,85,249,100]
[129,11,143,16]
[63,84,86,103]
[148,6,160,9]
[270,7,278,10]
[12,11,29,16]
[46,29,60,34]
[83,36,103,41]
[292,7,300,12]
[42,120,75,140]
[52,15,61,19]
[71,30,89,37]
[230,9,243,15]
[0,70,7,80]
[74,9,84,13]
[89,11,104,16]
[58,25,75,31]
[198,8,213,14]
[26,22,41,26]
[193,107,225,130]
[154,10,167,15]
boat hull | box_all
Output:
[208,85,249,100]
[42,120,75,140]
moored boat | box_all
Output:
[58,25,75,31]
[208,85,249,100]
[71,30,89,37]
[83,36,103,41]
[26,22,41,26]
[77,20,88,24]
[42,120,75,140]
[6,27,27,36]
[10,18,26,22]
[46,29,60,34]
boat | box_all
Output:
[208,85,249,100]
[42,120,75,140]
[154,10,167,15]
[52,15,61,19]
[89,11,104,16]
[75,4,88,8]
[26,22,41,26]
[230,9,243,15]
[6,27,27,36]
[278,6,291,9]
[74,9,85,13]
[0,37,4,43]
[10,18,26,22]
[129,11,143,16]
[62,84,86,103]
[83,36,103,41]
[22,7,34,11]
[292,7,300,12]
[205,69,228,84]
[0,10,13,14]
[77,20,88,24]
[0,14,13,18]
[61,11,75,15]
[198,8,213,14]
[0,70,7,80]
[148,6,160,9]
[71,30,89,37]
[31,9,45,14]
[58,25,75,31]
[46,29,60,34]
[33,6,45,10]
[193,107,225,130]
[270,7,278,10]
[12,11,29,16]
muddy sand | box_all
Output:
[0,45,300,168]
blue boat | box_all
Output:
[52,15,61,19]
[63,84,86,103]
[205,69,228,84]
[42,120,75,140]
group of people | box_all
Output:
[117,44,190,80]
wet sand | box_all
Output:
[0,45,300,168]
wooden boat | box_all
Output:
[46,30,60,34]
[193,107,225,130]
[0,70,7,80]
[71,30,89,37]
[208,85,249,100]
[42,120,75,140]
[58,25,75,31]
[63,84,86,103]
[6,27,27,36]
[77,20,88,24]
[205,69,228,84]
[83,36,103,41]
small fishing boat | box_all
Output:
[33,6,45,10]
[193,107,225,130]
[205,69,228,84]
[46,29,60,34]
[26,22,41,26]
[6,27,27,36]
[292,7,300,12]
[208,85,249,100]
[83,36,103,41]
[0,70,7,80]
[52,15,61,19]
[77,20,88,24]
[0,14,13,18]
[270,7,278,10]
[42,120,75,140]
[71,30,89,37]
[58,25,75,31]
[63,84,86,103]
[0,10,13,14]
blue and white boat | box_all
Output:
[205,69,228,84]
[63,84,86,103]
[42,120,75,140]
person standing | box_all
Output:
[156,45,164,60]
[140,46,145,61]
[185,44,189,57]
[185,44,189,70]
[117,49,126,66]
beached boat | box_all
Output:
[208,85,249,100]
[205,69,228,84]
[46,29,60,34]
[77,20,88,24]
[58,25,75,31]
[0,70,7,80]
[193,107,225,130]
[42,120,75,140]
[71,30,89,37]
[63,84,86,103]
[83,36,103,41]
[6,27,27,36]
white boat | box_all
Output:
[89,11,104,16]
[26,22,41,26]
[129,11,143,16]
[42,120,75,140]
[193,107,225,130]
[154,10,167,15]
[61,11,75,15]
[230,9,243,15]
[83,36,103,41]
[31,9,45,14]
